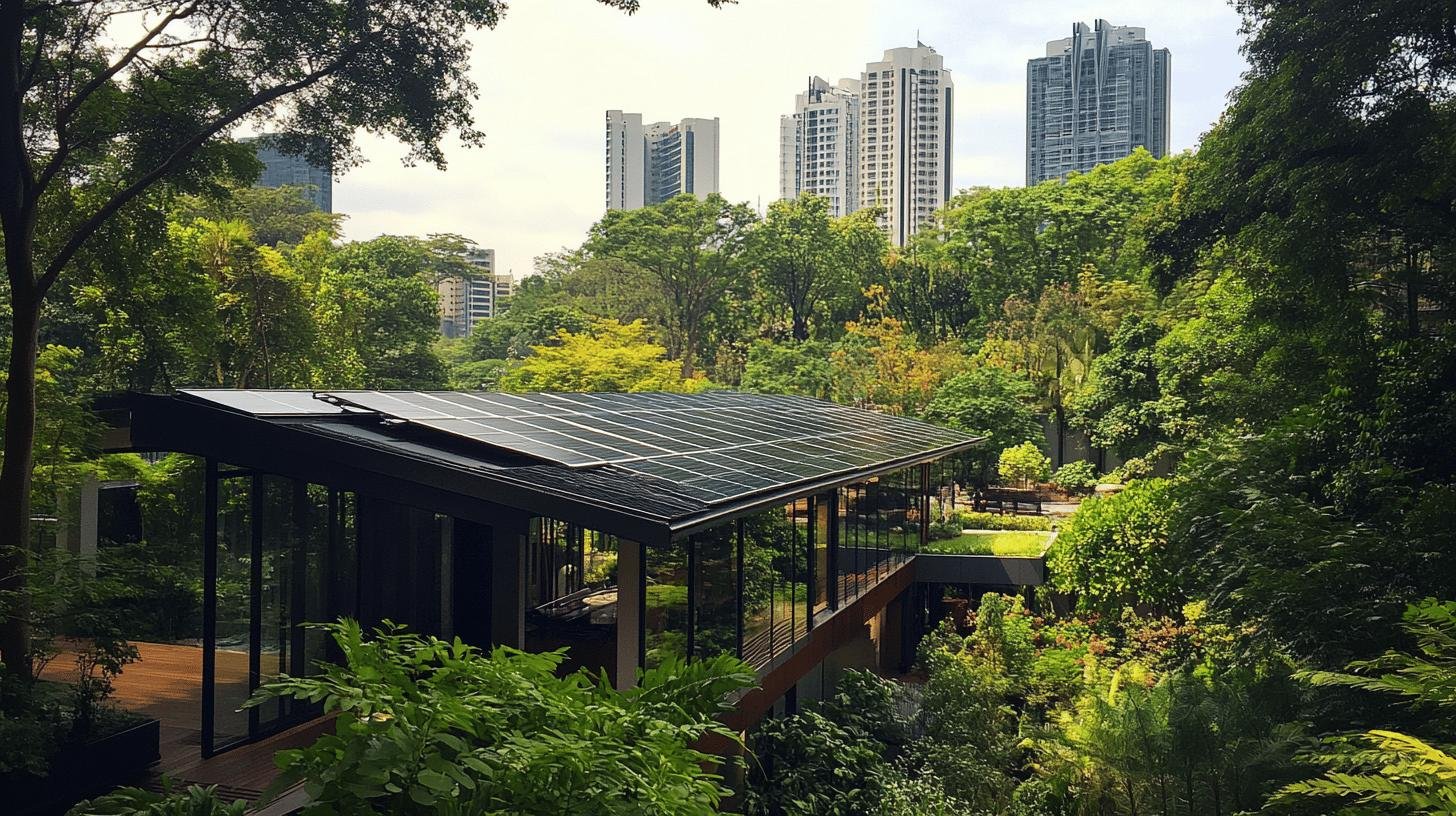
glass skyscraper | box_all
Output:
[1026,20,1170,185]
[249,136,333,213]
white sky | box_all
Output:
[333,0,1248,278]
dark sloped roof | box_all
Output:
[164,389,982,535]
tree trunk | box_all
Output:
[0,288,38,682]
[791,311,809,342]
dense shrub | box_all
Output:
[956,511,1053,531]
[1049,460,1099,493]
[67,784,247,816]
[1047,478,1179,616]
[250,619,754,815]
[744,710,891,816]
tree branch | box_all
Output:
[37,35,370,296]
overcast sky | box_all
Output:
[332,0,1248,278]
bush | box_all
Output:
[820,669,914,751]
[67,784,247,816]
[956,511,1052,532]
[998,442,1051,487]
[249,619,754,815]
[1049,460,1099,493]
[1047,478,1179,616]
[969,593,1035,693]
[927,517,961,541]
[744,711,890,816]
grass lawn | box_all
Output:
[924,530,1054,557]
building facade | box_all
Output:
[247,136,333,213]
[778,77,862,217]
[858,45,954,247]
[1026,20,1171,185]
[437,248,514,338]
[605,111,720,211]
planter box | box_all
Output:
[5,717,161,816]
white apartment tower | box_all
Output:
[605,111,720,211]
[859,45,954,246]
[778,77,862,217]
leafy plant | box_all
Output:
[956,511,1053,532]
[249,619,754,815]
[744,710,890,816]
[1272,599,1456,813]
[1049,460,1099,493]
[998,441,1051,488]
[67,783,247,816]
[1048,478,1179,616]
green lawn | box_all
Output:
[924,530,1054,557]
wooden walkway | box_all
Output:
[41,639,323,805]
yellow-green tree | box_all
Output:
[500,320,709,394]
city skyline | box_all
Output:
[329,0,1245,278]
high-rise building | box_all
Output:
[605,111,720,211]
[437,248,514,338]
[246,135,333,212]
[779,77,862,217]
[1026,20,1171,185]
[858,45,953,246]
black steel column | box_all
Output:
[200,459,218,757]
[247,474,262,737]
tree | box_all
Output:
[0,0,723,683]
[1070,314,1167,462]
[499,320,708,394]
[586,193,756,376]
[997,441,1050,488]
[746,194,841,340]
[924,367,1044,480]
[1275,599,1456,814]
[830,285,966,416]
[739,339,835,400]
[175,184,343,248]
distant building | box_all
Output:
[1026,20,1171,185]
[437,248,514,339]
[605,111,720,211]
[779,76,862,217]
[858,45,953,246]
[247,135,333,212]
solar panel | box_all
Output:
[315,390,979,505]
[180,389,344,416]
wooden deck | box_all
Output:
[41,640,323,804]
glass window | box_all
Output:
[691,525,738,662]
[741,503,811,669]
[644,540,688,669]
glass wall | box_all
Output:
[644,540,688,669]
[691,525,739,661]
[741,501,812,670]
[525,520,619,679]
[205,465,356,755]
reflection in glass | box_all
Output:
[691,526,738,661]
[211,473,251,751]
[644,540,688,668]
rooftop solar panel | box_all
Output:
[314,390,979,505]
[179,389,345,416]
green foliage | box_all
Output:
[925,366,1044,479]
[586,193,757,376]
[1049,479,1178,616]
[998,441,1051,487]
[819,669,914,751]
[740,339,836,400]
[175,185,342,249]
[744,710,890,816]
[970,593,1036,692]
[467,305,594,362]
[1273,599,1456,814]
[1069,314,1167,461]
[956,511,1053,531]
[498,319,709,393]
[1049,460,1100,493]
[923,531,1050,557]
[250,619,754,815]
[911,646,1019,810]
[67,783,247,816]
[746,194,855,341]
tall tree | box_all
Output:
[586,193,756,376]
[747,193,850,341]
[0,0,722,682]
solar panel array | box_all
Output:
[180,389,345,416]
[317,390,977,505]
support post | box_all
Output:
[615,539,643,691]
[490,512,529,649]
